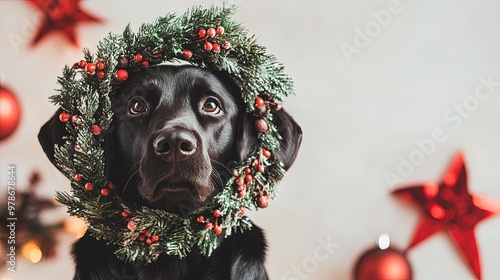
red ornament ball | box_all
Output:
[212,43,221,53]
[78,60,87,68]
[198,28,207,38]
[97,71,105,79]
[207,28,216,38]
[135,53,143,62]
[85,63,96,73]
[255,97,265,109]
[216,26,225,35]
[92,125,101,135]
[115,69,129,81]
[59,112,70,122]
[100,188,109,197]
[354,248,412,280]
[183,50,193,59]
[0,86,21,140]
[255,119,268,133]
[84,183,94,191]
[213,225,222,235]
[204,41,213,51]
[257,195,269,208]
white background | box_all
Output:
[1,0,500,279]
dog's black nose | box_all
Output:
[153,130,197,161]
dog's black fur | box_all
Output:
[39,65,302,280]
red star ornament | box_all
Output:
[392,152,500,280]
[28,0,102,46]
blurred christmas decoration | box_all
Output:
[353,234,412,280]
[0,85,21,141]
[0,171,65,266]
[392,152,500,280]
[28,0,102,46]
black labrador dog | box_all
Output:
[39,65,302,280]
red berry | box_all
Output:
[142,61,149,66]
[92,125,101,135]
[236,177,244,186]
[121,210,129,218]
[244,167,252,174]
[238,190,246,198]
[255,119,268,132]
[78,60,87,68]
[257,165,265,173]
[245,174,252,183]
[74,174,82,181]
[71,114,79,124]
[205,222,213,230]
[115,69,129,81]
[207,28,216,38]
[74,145,81,152]
[213,225,222,235]
[140,228,148,233]
[197,216,205,223]
[59,112,69,122]
[237,184,246,192]
[155,53,163,58]
[145,232,151,238]
[253,160,260,167]
[97,71,105,79]
[100,188,109,197]
[213,209,221,217]
[212,43,221,53]
[135,53,143,62]
[86,63,96,73]
[97,61,105,70]
[262,148,272,158]
[222,41,231,49]
[84,183,93,191]
[240,206,245,214]
[255,97,265,109]
[146,238,152,245]
[232,170,238,177]
[107,182,115,190]
[127,221,137,231]
[257,195,269,208]
[204,42,213,51]
[198,28,207,38]
[183,50,193,59]
[216,26,225,35]
[151,235,159,242]
[275,103,282,111]
[138,234,145,241]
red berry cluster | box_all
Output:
[74,59,106,79]
[196,209,224,235]
[253,93,282,133]
[232,148,272,208]
[121,211,159,245]
[59,112,102,136]
[182,25,231,59]
[72,172,114,197]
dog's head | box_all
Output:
[39,65,301,212]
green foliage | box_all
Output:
[50,5,294,263]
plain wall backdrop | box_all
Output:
[1,0,499,279]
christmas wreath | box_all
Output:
[51,5,294,263]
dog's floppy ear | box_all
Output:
[38,109,67,169]
[237,109,302,171]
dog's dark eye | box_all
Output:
[129,98,148,115]
[202,98,221,114]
